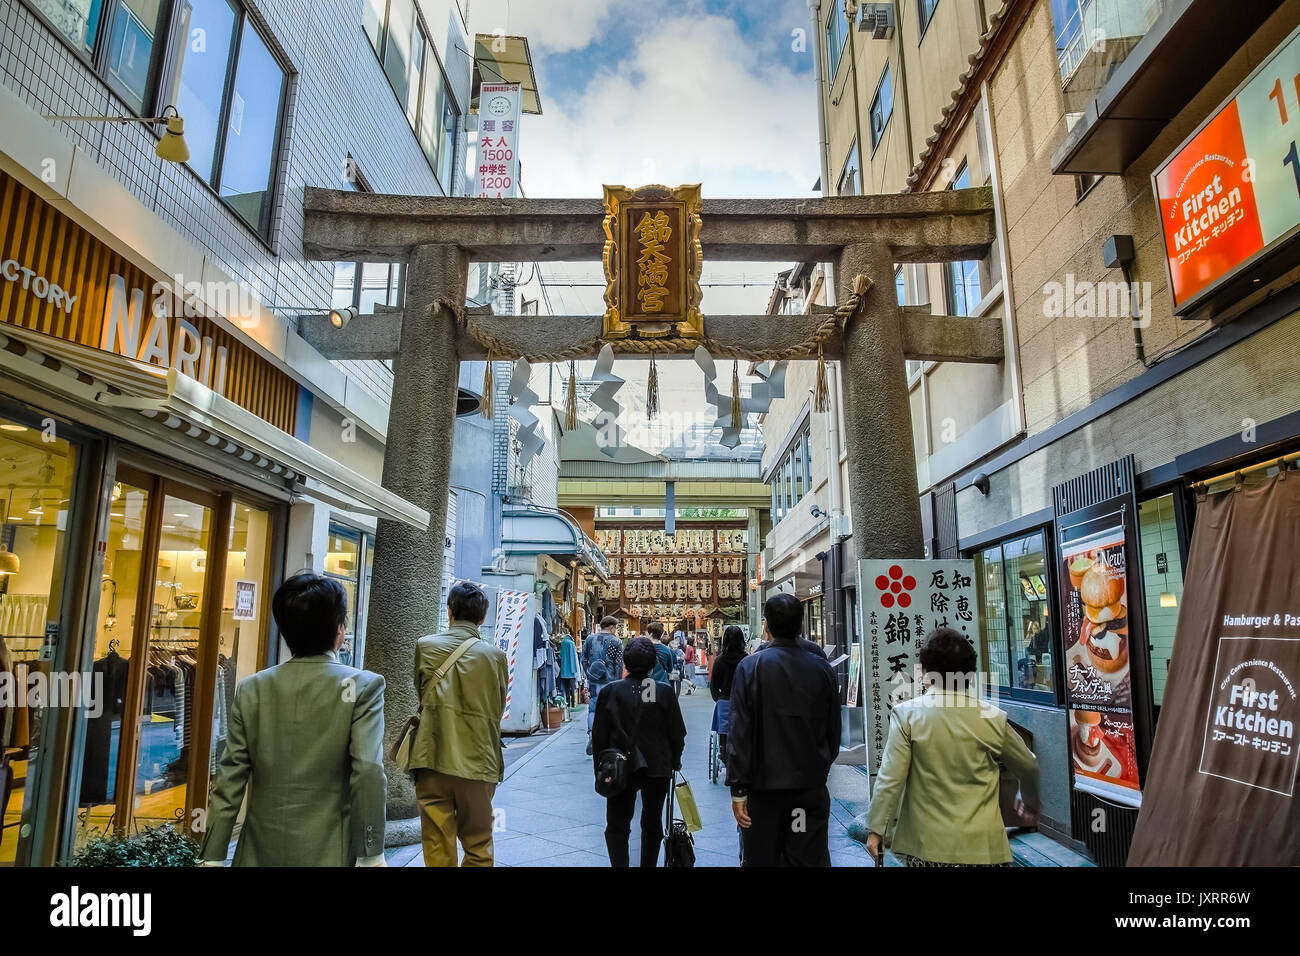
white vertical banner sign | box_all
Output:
[495,589,530,719]
[474,82,521,198]
[855,559,979,775]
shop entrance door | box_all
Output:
[77,466,230,846]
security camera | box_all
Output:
[329,306,357,329]
[810,504,826,518]
[971,472,991,496]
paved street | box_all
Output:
[385,681,879,867]
[385,678,1095,868]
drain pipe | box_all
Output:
[808,0,835,303]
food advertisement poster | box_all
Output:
[1058,512,1142,805]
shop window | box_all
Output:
[77,479,148,848]
[974,531,1057,701]
[131,492,213,833]
[1139,494,1185,710]
[0,416,80,865]
[211,501,271,767]
[945,162,984,316]
[325,524,373,668]
[869,64,893,153]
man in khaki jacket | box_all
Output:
[200,572,386,867]
[410,582,509,866]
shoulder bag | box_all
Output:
[391,636,479,773]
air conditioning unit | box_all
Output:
[857,2,896,40]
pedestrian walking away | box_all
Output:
[592,636,687,867]
[409,582,509,867]
[583,616,625,755]
[865,627,1041,867]
[727,593,841,867]
[199,572,387,867]
[709,625,748,784]
[648,621,673,684]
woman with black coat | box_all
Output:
[710,625,748,770]
[592,636,687,867]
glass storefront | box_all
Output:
[1138,494,1185,712]
[975,530,1057,703]
[0,414,80,865]
[324,523,373,668]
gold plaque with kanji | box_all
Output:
[602,184,703,341]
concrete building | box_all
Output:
[0,0,473,865]
[790,0,1300,864]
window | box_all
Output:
[869,64,893,152]
[172,1,287,237]
[825,0,848,73]
[1139,494,1185,712]
[944,162,983,316]
[770,424,812,526]
[973,531,1057,702]
[366,0,460,192]
[918,0,940,38]
[31,0,171,114]
[837,140,860,197]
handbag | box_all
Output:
[664,772,696,868]
[390,636,479,772]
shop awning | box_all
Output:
[0,324,429,529]
[501,505,608,580]
[472,34,542,114]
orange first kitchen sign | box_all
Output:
[1155,25,1300,311]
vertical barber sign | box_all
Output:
[496,589,530,718]
[474,83,521,199]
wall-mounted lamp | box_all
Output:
[329,306,357,329]
[44,105,190,163]
[971,472,991,496]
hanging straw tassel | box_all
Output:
[646,354,660,420]
[814,344,830,414]
[479,356,495,419]
[730,360,742,428]
[565,360,579,430]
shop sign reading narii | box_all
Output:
[601,184,704,342]
[101,274,231,394]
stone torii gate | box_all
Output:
[300,185,1002,824]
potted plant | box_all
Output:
[542,693,567,730]
[66,823,201,867]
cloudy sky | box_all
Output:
[468,0,822,451]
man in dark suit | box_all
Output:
[727,593,841,867]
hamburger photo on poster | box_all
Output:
[1059,519,1141,794]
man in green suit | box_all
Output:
[199,572,387,867]
[410,582,509,866]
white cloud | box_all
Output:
[515,12,818,199]
[470,0,622,54]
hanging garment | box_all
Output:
[79,650,130,804]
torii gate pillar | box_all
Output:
[836,243,925,562]
[366,243,467,821]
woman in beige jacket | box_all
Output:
[866,628,1041,867]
